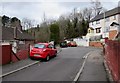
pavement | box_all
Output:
[78,49,109,82]
[1,47,110,82]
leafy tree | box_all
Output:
[65,19,73,38]
[11,17,22,31]
[11,17,19,23]
[50,23,59,43]
[2,15,10,27]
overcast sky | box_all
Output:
[0,0,119,25]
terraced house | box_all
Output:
[87,7,120,40]
[1,16,34,65]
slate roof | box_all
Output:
[90,7,120,22]
[1,27,34,41]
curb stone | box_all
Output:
[101,50,113,82]
[103,60,114,82]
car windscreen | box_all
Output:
[34,44,45,48]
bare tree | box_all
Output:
[33,12,51,42]
[58,15,66,40]
[82,7,92,21]
[22,18,35,30]
[91,0,103,16]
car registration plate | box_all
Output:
[34,54,40,56]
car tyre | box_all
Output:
[30,57,34,60]
[54,51,57,57]
[45,55,50,61]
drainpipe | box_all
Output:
[14,27,17,39]
[118,2,120,83]
[118,5,120,33]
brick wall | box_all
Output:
[109,30,117,40]
[1,41,34,65]
[12,49,29,62]
[12,41,32,63]
[89,41,103,48]
[105,40,120,82]
[0,45,11,65]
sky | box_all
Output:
[0,0,120,26]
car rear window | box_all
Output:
[34,44,45,48]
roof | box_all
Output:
[2,27,35,41]
[90,7,120,22]
[89,27,94,30]
[37,43,49,45]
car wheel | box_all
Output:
[54,51,57,57]
[30,57,34,60]
[46,55,50,61]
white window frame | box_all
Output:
[105,17,109,22]
[113,15,116,20]
[96,20,100,24]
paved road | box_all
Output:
[3,47,96,81]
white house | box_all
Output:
[87,7,120,40]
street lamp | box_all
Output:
[103,10,106,38]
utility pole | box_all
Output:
[103,10,106,38]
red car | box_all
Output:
[67,41,77,47]
[30,43,57,61]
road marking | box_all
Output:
[57,48,62,54]
[0,61,40,78]
[73,52,91,82]
[82,52,91,59]
[103,60,113,81]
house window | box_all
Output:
[91,30,94,33]
[113,15,116,20]
[96,20,100,24]
[88,30,91,33]
[96,28,101,33]
[105,27,109,32]
[105,17,109,22]
[92,22,94,25]
[19,41,25,44]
